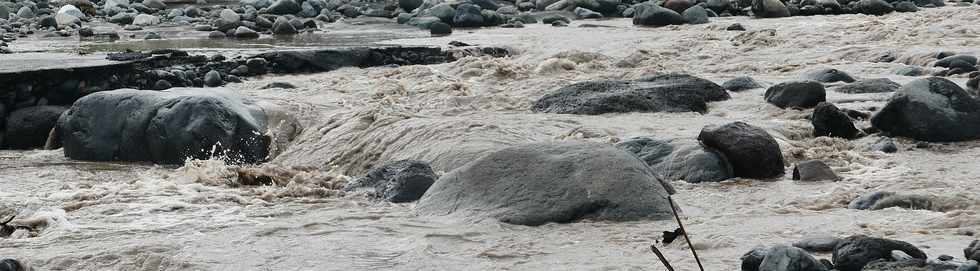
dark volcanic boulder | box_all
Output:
[698,122,785,179]
[533,73,729,115]
[831,78,900,94]
[416,141,677,226]
[681,5,709,24]
[4,106,67,149]
[967,240,980,262]
[742,246,770,271]
[59,88,271,164]
[752,0,791,18]
[870,77,980,142]
[616,137,733,183]
[801,68,856,83]
[532,76,725,115]
[857,0,893,15]
[267,0,301,15]
[934,54,978,71]
[792,160,839,182]
[811,102,861,139]
[632,3,685,26]
[344,160,437,203]
[765,81,826,109]
[832,235,927,271]
[452,3,484,27]
[723,76,764,92]
[663,0,695,13]
[400,0,423,12]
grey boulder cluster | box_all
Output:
[745,235,980,271]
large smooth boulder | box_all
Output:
[811,102,861,139]
[58,88,272,164]
[416,142,677,226]
[831,78,900,94]
[632,3,685,26]
[698,122,785,179]
[758,245,829,271]
[681,5,709,24]
[533,74,728,115]
[801,68,856,83]
[617,137,733,183]
[4,106,67,149]
[452,3,483,27]
[752,0,790,18]
[765,81,826,109]
[267,0,301,15]
[870,77,980,142]
[832,235,927,271]
[344,160,437,203]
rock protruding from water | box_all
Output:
[833,235,927,271]
[723,76,764,92]
[967,240,980,262]
[801,68,857,83]
[698,122,785,179]
[871,77,980,142]
[792,160,839,182]
[59,88,271,164]
[741,245,829,271]
[617,137,733,183]
[766,81,826,109]
[831,78,901,94]
[632,3,685,26]
[4,106,67,149]
[794,236,842,253]
[344,160,437,203]
[811,102,861,139]
[752,0,791,18]
[416,141,676,226]
[532,73,728,115]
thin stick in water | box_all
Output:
[668,195,704,271]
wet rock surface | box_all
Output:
[416,141,676,226]
[698,122,785,179]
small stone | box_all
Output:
[727,23,746,31]
[260,82,297,89]
[230,65,249,76]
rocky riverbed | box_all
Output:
[2,0,980,269]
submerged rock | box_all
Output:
[833,235,927,271]
[811,102,861,139]
[616,137,733,183]
[698,122,785,179]
[792,160,839,182]
[794,236,841,253]
[4,106,67,149]
[723,76,763,92]
[801,68,857,83]
[416,142,676,226]
[765,81,826,109]
[532,74,728,115]
[831,78,901,94]
[344,160,437,203]
[871,77,980,142]
[58,88,272,164]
